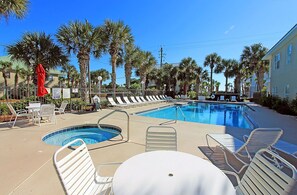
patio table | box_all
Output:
[26,105,41,123]
[112,151,235,195]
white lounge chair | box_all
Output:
[107,96,126,108]
[206,128,283,173]
[54,139,117,195]
[218,95,225,101]
[7,103,32,127]
[230,96,237,102]
[55,100,68,115]
[123,96,139,107]
[145,126,177,152]
[224,149,297,195]
[116,96,126,105]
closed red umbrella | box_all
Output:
[36,64,48,97]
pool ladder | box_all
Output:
[176,106,186,122]
[97,109,130,141]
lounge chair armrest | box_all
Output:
[222,170,240,186]
[243,135,249,142]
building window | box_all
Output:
[274,53,280,69]
[287,44,292,64]
[272,86,278,96]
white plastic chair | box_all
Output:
[7,103,32,127]
[224,149,297,195]
[36,104,56,126]
[145,126,177,152]
[55,100,68,115]
[54,139,115,195]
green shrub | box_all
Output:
[187,91,196,99]
[0,103,9,115]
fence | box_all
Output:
[0,86,164,120]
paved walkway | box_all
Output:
[0,101,296,194]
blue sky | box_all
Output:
[1,0,297,90]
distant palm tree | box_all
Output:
[123,45,141,89]
[240,43,268,91]
[14,65,25,98]
[170,66,179,93]
[232,62,244,94]
[214,81,220,93]
[19,67,33,97]
[56,20,104,102]
[0,0,29,21]
[204,53,222,94]
[195,66,208,95]
[178,57,197,95]
[102,20,134,96]
[7,32,68,85]
[161,63,174,91]
[90,68,110,92]
[0,60,12,99]
[221,59,238,93]
[61,64,77,88]
[135,51,156,91]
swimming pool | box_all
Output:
[137,102,254,129]
[42,124,121,146]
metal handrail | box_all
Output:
[97,109,130,141]
[175,106,186,121]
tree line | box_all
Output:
[1,0,269,102]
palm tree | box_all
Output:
[194,67,209,95]
[221,59,238,93]
[102,20,134,96]
[19,67,33,97]
[232,61,244,94]
[0,60,12,99]
[90,68,110,92]
[61,64,77,88]
[7,32,68,85]
[135,51,156,92]
[0,0,29,21]
[123,44,141,89]
[214,81,220,93]
[240,43,268,92]
[56,20,104,102]
[178,57,197,95]
[14,65,24,98]
[203,53,222,94]
[170,66,179,93]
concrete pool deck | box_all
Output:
[0,101,296,194]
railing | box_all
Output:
[175,106,186,121]
[97,109,130,141]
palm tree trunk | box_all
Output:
[111,56,117,97]
[210,67,213,94]
[225,77,228,93]
[257,68,265,92]
[77,52,89,102]
[125,63,131,89]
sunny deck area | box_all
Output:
[0,101,296,194]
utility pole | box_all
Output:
[159,46,165,67]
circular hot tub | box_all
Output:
[42,124,121,146]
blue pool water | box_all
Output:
[42,124,121,146]
[138,102,253,129]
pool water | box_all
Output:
[42,124,121,146]
[138,102,253,129]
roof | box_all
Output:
[0,55,64,75]
[263,24,297,60]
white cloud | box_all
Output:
[224,25,235,34]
